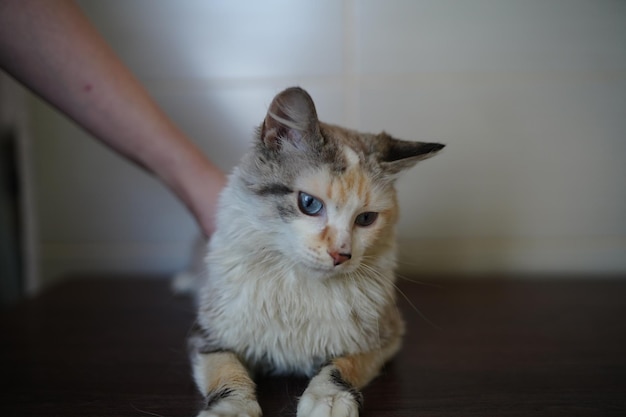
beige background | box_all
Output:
[27,0,626,285]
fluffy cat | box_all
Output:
[189,87,444,417]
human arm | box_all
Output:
[0,0,225,236]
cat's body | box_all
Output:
[189,87,443,417]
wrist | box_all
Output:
[158,144,226,237]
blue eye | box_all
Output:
[355,212,378,227]
[298,192,324,216]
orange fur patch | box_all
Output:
[202,352,255,394]
[329,166,368,208]
[332,353,383,389]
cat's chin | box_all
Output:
[298,262,358,282]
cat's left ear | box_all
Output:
[260,87,321,151]
[378,132,445,176]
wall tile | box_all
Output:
[355,0,626,73]
[78,0,346,80]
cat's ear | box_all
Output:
[378,132,445,176]
[260,87,321,150]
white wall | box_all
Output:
[31,0,626,285]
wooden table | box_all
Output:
[2,276,625,416]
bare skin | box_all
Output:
[0,0,225,236]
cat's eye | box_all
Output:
[298,192,324,216]
[355,211,378,227]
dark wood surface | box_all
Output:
[2,276,626,416]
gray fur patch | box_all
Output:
[276,202,298,221]
[255,183,293,196]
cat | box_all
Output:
[188,86,444,417]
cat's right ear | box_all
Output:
[260,87,321,150]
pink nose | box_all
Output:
[328,251,352,266]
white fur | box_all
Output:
[197,168,398,376]
[297,367,359,417]
[343,146,360,168]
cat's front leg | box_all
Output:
[297,363,362,417]
[297,349,395,417]
[192,351,262,417]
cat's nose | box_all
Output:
[328,251,352,266]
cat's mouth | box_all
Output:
[300,258,358,279]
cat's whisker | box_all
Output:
[356,263,399,307]
[357,262,440,330]
[357,262,392,287]
[359,255,443,289]
[344,271,359,314]
[130,403,169,417]
[392,282,441,330]
[375,314,382,350]
[395,272,445,289]
[345,268,385,350]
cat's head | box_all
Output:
[237,87,444,278]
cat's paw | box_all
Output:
[297,390,359,417]
[297,369,362,417]
[197,388,262,417]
